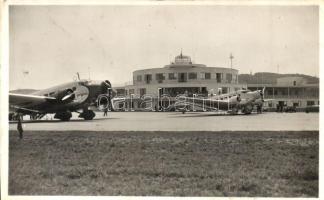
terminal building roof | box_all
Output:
[164,52,207,68]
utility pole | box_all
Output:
[229,53,234,69]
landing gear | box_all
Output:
[54,111,72,121]
[242,104,253,115]
[229,107,239,115]
[30,113,46,120]
[256,105,262,114]
[79,110,95,120]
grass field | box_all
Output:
[9,130,318,197]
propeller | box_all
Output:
[103,80,111,88]
[258,87,265,102]
[236,94,241,102]
[61,89,76,102]
[101,80,112,95]
[260,87,265,102]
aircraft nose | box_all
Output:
[259,87,265,102]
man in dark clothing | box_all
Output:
[103,107,108,116]
[17,116,23,139]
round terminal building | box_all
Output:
[114,53,246,110]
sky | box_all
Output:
[9,5,319,90]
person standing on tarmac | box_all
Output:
[103,107,108,116]
[17,116,23,139]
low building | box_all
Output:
[247,76,319,111]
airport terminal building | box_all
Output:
[113,53,246,110]
[113,53,319,111]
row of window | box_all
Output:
[135,72,237,84]
[266,101,319,108]
[117,87,239,97]
[261,89,319,97]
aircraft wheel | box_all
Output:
[82,110,96,120]
[242,104,253,115]
[54,111,72,121]
[231,107,239,115]
[61,117,71,121]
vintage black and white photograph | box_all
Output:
[4,2,320,198]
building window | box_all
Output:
[293,102,299,107]
[294,90,298,96]
[156,73,165,83]
[118,102,124,109]
[200,72,205,79]
[116,89,125,96]
[168,73,176,80]
[188,72,197,79]
[144,74,152,84]
[226,73,232,83]
[282,90,287,96]
[216,73,222,83]
[178,73,187,82]
[293,81,296,86]
[129,89,135,95]
[205,73,211,80]
[307,101,315,106]
[140,88,146,96]
[136,75,142,82]
[222,87,228,94]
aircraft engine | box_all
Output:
[236,94,241,102]
[57,88,76,103]
[98,80,113,109]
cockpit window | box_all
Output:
[240,90,251,93]
[79,80,103,85]
[78,80,88,86]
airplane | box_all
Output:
[9,79,112,121]
[173,88,266,115]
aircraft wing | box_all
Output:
[9,105,41,113]
[9,93,57,113]
[9,93,56,104]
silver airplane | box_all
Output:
[175,88,266,114]
[9,80,112,121]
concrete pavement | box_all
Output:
[9,112,319,132]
